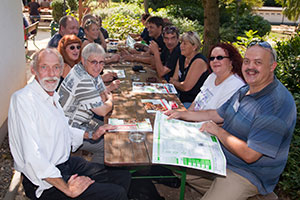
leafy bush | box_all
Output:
[67,0,78,12]
[275,32,300,94]
[274,32,300,200]
[51,0,65,22]
[95,2,202,40]
[95,3,144,39]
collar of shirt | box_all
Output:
[239,76,279,101]
[31,79,60,106]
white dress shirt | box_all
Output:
[8,79,84,198]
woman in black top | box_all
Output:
[170,31,210,108]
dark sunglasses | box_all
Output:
[209,56,229,61]
[69,45,81,50]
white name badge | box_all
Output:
[233,98,240,112]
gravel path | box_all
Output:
[0,136,14,199]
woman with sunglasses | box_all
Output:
[57,34,82,84]
[170,31,210,108]
[188,43,245,111]
[82,19,120,64]
[82,19,106,49]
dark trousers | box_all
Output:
[22,156,131,200]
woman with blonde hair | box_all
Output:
[57,34,82,80]
[170,31,210,108]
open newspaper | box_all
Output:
[132,82,177,94]
[152,112,226,176]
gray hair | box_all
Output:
[181,31,202,51]
[31,48,64,72]
[81,43,105,62]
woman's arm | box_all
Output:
[171,59,207,91]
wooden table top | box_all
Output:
[104,62,185,166]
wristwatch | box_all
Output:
[88,130,93,139]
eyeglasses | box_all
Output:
[88,59,105,66]
[247,40,276,61]
[69,45,81,50]
[209,56,230,61]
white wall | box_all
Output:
[0,0,27,144]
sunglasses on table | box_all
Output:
[69,45,81,50]
[209,56,230,61]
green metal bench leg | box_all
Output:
[179,169,186,200]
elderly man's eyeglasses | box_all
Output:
[88,59,105,66]
[69,45,81,50]
[209,56,230,61]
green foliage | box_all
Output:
[96,3,144,39]
[222,14,271,42]
[95,2,202,40]
[275,32,300,94]
[51,0,66,22]
[274,32,300,200]
[276,0,300,21]
[231,30,262,56]
[67,0,78,12]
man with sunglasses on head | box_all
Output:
[48,16,79,48]
[8,48,130,200]
[58,43,115,165]
[165,41,297,200]
[149,25,181,82]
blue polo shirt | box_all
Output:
[217,77,297,195]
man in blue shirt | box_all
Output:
[48,16,79,48]
[165,41,297,200]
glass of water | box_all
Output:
[129,132,145,143]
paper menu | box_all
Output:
[141,99,171,113]
[108,118,152,132]
[152,112,227,176]
[132,82,177,94]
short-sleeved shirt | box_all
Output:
[47,32,63,48]
[153,34,165,52]
[178,53,210,103]
[141,28,151,44]
[217,77,297,195]
[193,73,245,110]
[160,43,181,82]
[28,2,40,16]
[58,63,106,131]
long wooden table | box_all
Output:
[104,62,185,166]
[103,62,187,200]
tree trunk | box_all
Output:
[202,0,220,58]
[144,0,149,14]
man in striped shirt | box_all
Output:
[59,43,113,164]
[165,41,297,199]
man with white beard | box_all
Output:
[8,48,130,199]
